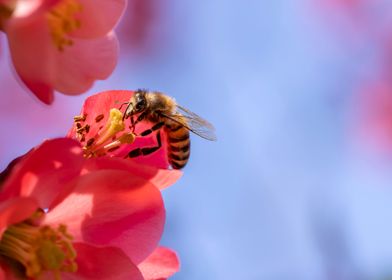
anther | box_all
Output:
[73,114,86,122]
[95,114,104,123]
[86,138,95,147]
[74,109,136,158]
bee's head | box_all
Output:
[126,89,148,116]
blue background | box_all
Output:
[2,0,392,279]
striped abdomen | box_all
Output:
[165,122,190,169]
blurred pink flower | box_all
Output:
[117,0,165,55]
[68,90,183,174]
[0,138,178,279]
[321,0,363,10]
[353,81,392,154]
[0,0,126,104]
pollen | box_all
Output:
[0,212,77,279]
[46,0,82,52]
[74,108,136,158]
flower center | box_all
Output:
[74,108,135,158]
[0,210,77,279]
[46,0,82,52]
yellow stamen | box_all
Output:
[75,108,136,158]
[46,0,82,51]
[98,132,136,153]
[0,214,77,279]
[96,109,126,146]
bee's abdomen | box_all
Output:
[165,124,190,169]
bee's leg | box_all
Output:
[129,111,148,131]
[128,130,162,157]
[130,116,135,132]
[139,122,164,136]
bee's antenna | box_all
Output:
[119,101,132,121]
[118,102,129,111]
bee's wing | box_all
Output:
[161,105,217,141]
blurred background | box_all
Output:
[3,0,392,279]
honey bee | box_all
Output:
[122,89,216,169]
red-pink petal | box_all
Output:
[0,197,38,237]
[20,78,54,104]
[44,170,165,264]
[68,90,170,169]
[138,247,180,280]
[5,4,120,102]
[71,0,127,39]
[56,243,143,280]
[11,0,63,17]
[84,157,182,190]
[0,262,20,280]
[53,33,119,94]
[5,14,56,102]
[0,138,84,209]
[67,89,134,139]
[0,266,5,280]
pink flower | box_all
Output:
[0,0,126,104]
[351,80,392,155]
[0,138,179,279]
[67,90,184,176]
[117,0,165,54]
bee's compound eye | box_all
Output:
[135,100,146,111]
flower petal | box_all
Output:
[0,154,24,187]
[11,0,63,17]
[19,78,54,104]
[58,243,143,280]
[44,170,165,264]
[0,138,84,209]
[5,13,56,103]
[68,90,170,169]
[0,197,38,237]
[138,247,180,280]
[53,33,119,94]
[84,157,182,190]
[71,0,127,38]
[5,6,119,102]
[0,262,20,280]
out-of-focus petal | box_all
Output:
[5,14,53,80]
[11,0,63,17]
[19,78,54,104]
[0,266,4,280]
[3,0,122,103]
[0,138,84,209]
[71,0,127,38]
[54,33,119,94]
[84,157,182,190]
[354,81,392,154]
[55,243,143,280]
[44,170,165,264]
[0,154,24,187]
[0,263,20,280]
[5,14,56,103]
[0,197,37,237]
[138,247,180,280]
